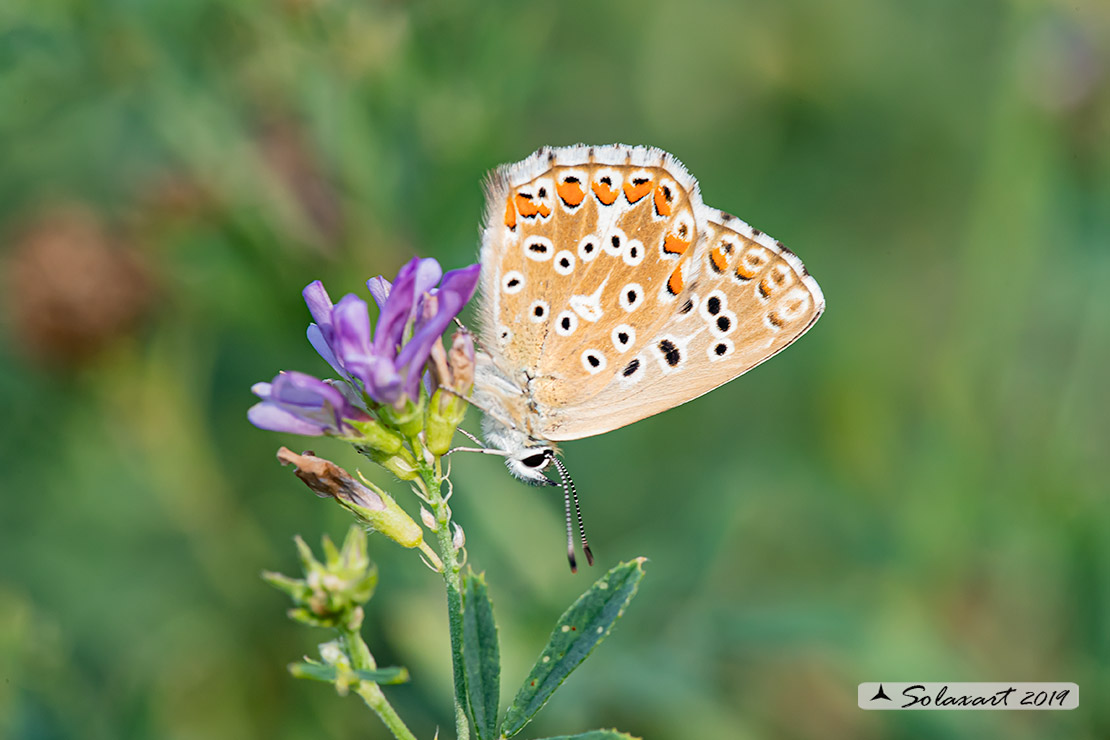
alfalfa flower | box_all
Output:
[303,257,480,410]
[249,371,370,437]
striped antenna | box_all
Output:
[551,455,594,572]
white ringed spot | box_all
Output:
[581,349,607,374]
[699,289,728,322]
[501,270,524,294]
[528,299,549,323]
[622,238,645,267]
[553,250,575,276]
[708,337,734,361]
[619,282,644,312]
[610,324,635,353]
[710,308,737,337]
[652,334,689,374]
[577,234,600,262]
[618,356,645,385]
[776,288,813,322]
[524,236,554,261]
[603,227,627,257]
[554,310,578,336]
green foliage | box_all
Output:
[462,570,501,740]
[501,560,647,738]
[535,733,641,740]
[289,662,409,686]
[2,0,1109,738]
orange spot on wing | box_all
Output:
[592,179,619,205]
[624,177,653,203]
[710,247,728,272]
[663,234,691,256]
[537,202,551,217]
[515,193,539,218]
[504,198,517,229]
[556,179,585,207]
[736,259,761,280]
[668,266,684,295]
[653,184,673,217]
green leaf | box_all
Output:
[289,661,409,685]
[463,570,501,740]
[500,559,647,738]
[533,732,641,740]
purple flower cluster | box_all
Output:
[249,257,480,437]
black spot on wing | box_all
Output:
[658,339,681,367]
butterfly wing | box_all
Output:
[535,208,824,441]
[476,144,824,443]
[477,145,705,421]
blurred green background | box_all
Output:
[1,0,1108,738]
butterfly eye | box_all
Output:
[521,452,548,468]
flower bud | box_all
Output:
[345,417,404,455]
[262,525,377,631]
[427,336,451,395]
[420,506,436,530]
[277,448,424,548]
[447,331,475,396]
[424,331,475,456]
[379,395,425,438]
[452,522,465,550]
[361,445,420,481]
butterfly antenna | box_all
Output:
[551,456,594,572]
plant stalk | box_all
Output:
[339,627,418,740]
[422,465,471,740]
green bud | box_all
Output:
[425,387,468,456]
[379,396,425,438]
[263,526,377,631]
[362,446,420,481]
[344,417,404,455]
[348,471,424,549]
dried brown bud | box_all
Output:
[277,447,384,510]
[447,331,475,396]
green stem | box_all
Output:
[422,465,471,740]
[340,627,418,740]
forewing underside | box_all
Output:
[478,145,704,404]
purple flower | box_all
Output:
[249,371,369,436]
[303,257,481,406]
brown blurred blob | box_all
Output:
[257,116,345,246]
[3,207,154,367]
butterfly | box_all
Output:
[466,144,824,569]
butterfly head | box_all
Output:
[507,447,558,486]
